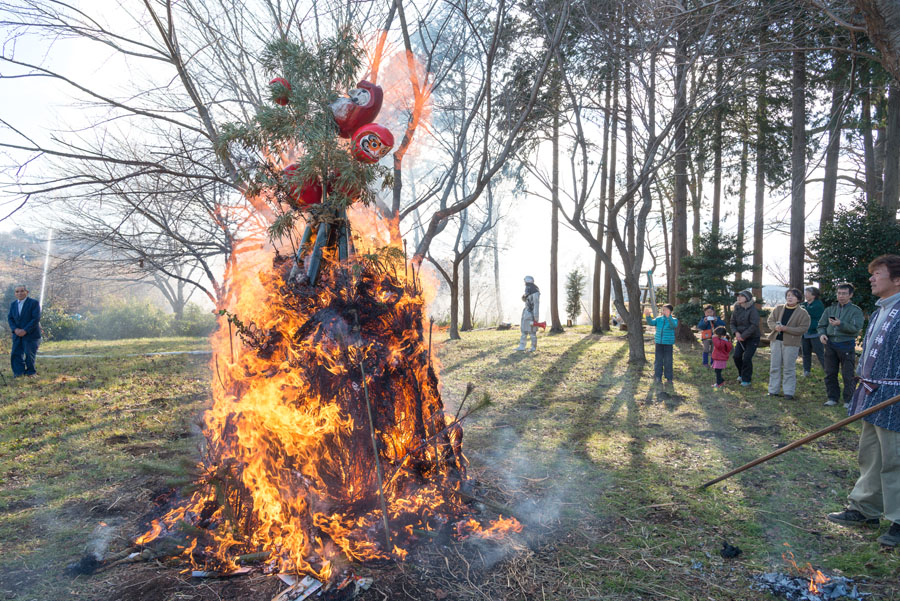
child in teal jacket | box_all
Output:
[645,304,678,383]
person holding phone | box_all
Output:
[817,282,864,407]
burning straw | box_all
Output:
[135,235,516,581]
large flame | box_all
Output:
[136,210,518,580]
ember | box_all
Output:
[751,571,869,601]
[750,545,871,601]
[136,226,517,581]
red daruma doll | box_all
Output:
[351,124,394,164]
[330,81,384,138]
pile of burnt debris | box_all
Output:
[751,571,870,601]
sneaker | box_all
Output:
[824,399,837,406]
[767,392,781,397]
[736,377,743,383]
[801,371,810,378]
[740,381,752,387]
[844,402,851,410]
[515,346,526,351]
[784,395,794,400]
[526,348,536,352]
[826,509,880,528]
[877,522,900,546]
[712,383,724,389]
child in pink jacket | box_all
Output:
[711,327,733,389]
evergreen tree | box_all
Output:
[677,232,755,315]
[808,199,900,313]
[565,268,585,324]
[219,30,391,241]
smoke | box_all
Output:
[464,426,610,569]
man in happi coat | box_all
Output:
[827,255,900,546]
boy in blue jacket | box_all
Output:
[645,304,678,384]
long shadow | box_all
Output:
[440,338,512,376]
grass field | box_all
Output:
[0,330,898,600]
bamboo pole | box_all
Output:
[700,392,900,489]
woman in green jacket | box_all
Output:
[801,287,826,376]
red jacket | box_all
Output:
[711,336,732,361]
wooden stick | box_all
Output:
[428,318,434,369]
[699,392,900,489]
[358,360,393,552]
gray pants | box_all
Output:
[768,340,800,396]
[849,421,900,523]
[518,315,537,350]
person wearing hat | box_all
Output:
[517,276,540,352]
[644,304,678,384]
[730,290,760,386]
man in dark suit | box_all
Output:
[7,284,41,377]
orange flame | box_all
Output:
[782,543,830,595]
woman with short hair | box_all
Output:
[766,288,811,400]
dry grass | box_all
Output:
[1,330,898,600]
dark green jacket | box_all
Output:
[801,299,824,336]
[816,302,864,343]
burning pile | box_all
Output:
[750,546,870,601]
[136,234,519,581]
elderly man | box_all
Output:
[7,284,41,377]
[827,255,900,547]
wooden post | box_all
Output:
[306,223,332,285]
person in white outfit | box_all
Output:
[517,276,540,351]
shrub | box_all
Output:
[172,304,218,337]
[808,199,900,314]
[38,306,82,341]
[79,301,171,340]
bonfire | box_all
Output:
[134,32,520,586]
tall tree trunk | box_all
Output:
[712,57,723,238]
[875,88,887,204]
[884,83,900,216]
[593,82,611,333]
[689,149,702,255]
[670,30,689,304]
[490,186,503,323]
[753,62,767,300]
[821,51,845,228]
[550,102,563,333]
[737,132,748,284]
[602,75,619,330]
[863,79,878,204]
[625,53,635,258]
[449,262,460,340]
[461,256,472,331]
[790,42,807,289]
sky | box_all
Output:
[0,2,859,325]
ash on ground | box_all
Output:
[752,572,870,601]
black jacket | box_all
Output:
[730,302,760,340]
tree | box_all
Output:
[677,232,755,314]
[808,199,900,313]
[565,267,585,324]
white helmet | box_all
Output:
[524,276,534,284]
